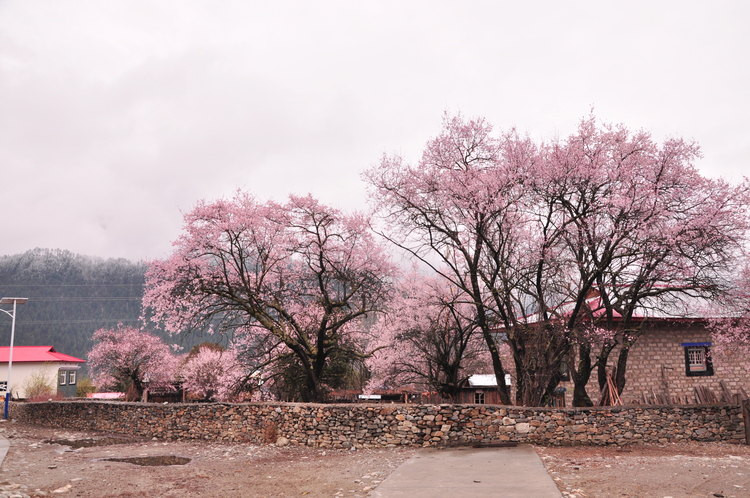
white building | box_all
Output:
[0,346,85,399]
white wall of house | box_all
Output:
[0,362,80,399]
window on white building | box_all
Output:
[59,371,67,385]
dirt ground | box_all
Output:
[0,422,414,497]
[537,442,750,498]
[1,421,749,497]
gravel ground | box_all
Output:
[536,442,750,498]
[1,421,748,497]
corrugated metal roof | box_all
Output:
[0,346,85,363]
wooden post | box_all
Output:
[743,399,750,446]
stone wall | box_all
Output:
[11,401,747,447]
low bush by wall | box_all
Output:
[10,401,746,448]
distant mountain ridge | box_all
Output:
[0,248,212,367]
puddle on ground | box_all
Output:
[103,456,191,466]
[44,437,135,448]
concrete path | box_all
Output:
[372,445,561,498]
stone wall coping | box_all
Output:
[15,400,742,411]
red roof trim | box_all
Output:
[0,346,85,363]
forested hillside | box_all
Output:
[0,249,213,366]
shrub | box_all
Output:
[76,377,96,397]
[23,371,54,399]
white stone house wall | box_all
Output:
[0,361,80,399]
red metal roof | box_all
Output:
[518,291,717,326]
[0,346,85,363]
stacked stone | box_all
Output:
[10,401,746,447]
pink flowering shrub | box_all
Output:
[88,325,178,399]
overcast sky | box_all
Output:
[1,1,748,261]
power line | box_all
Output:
[0,283,143,287]
[14,318,140,325]
[25,297,142,302]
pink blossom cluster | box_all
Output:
[88,325,179,393]
[711,263,750,357]
[369,114,750,326]
[179,346,246,401]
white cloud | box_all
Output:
[1,1,748,260]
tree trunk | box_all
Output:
[513,339,525,405]
[437,363,462,402]
[128,377,144,402]
[517,361,561,406]
[597,352,609,393]
[488,341,512,405]
[596,342,617,393]
[541,371,562,406]
[614,346,630,395]
[516,371,558,406]
[477,319,511,405]
[513,325,566,406]
[469,267,512,405]
[300,359,325,403]
[572,381,592,407]
[302,374,324,402]
[571,343,594,407]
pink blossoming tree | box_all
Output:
[88,325,178,400]
[367,113,750,406]
[366,273,487,400]
[540,118,750,405]
[144,193,396,402]
[366,115,530,404]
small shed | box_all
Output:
[457,374,512,405]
